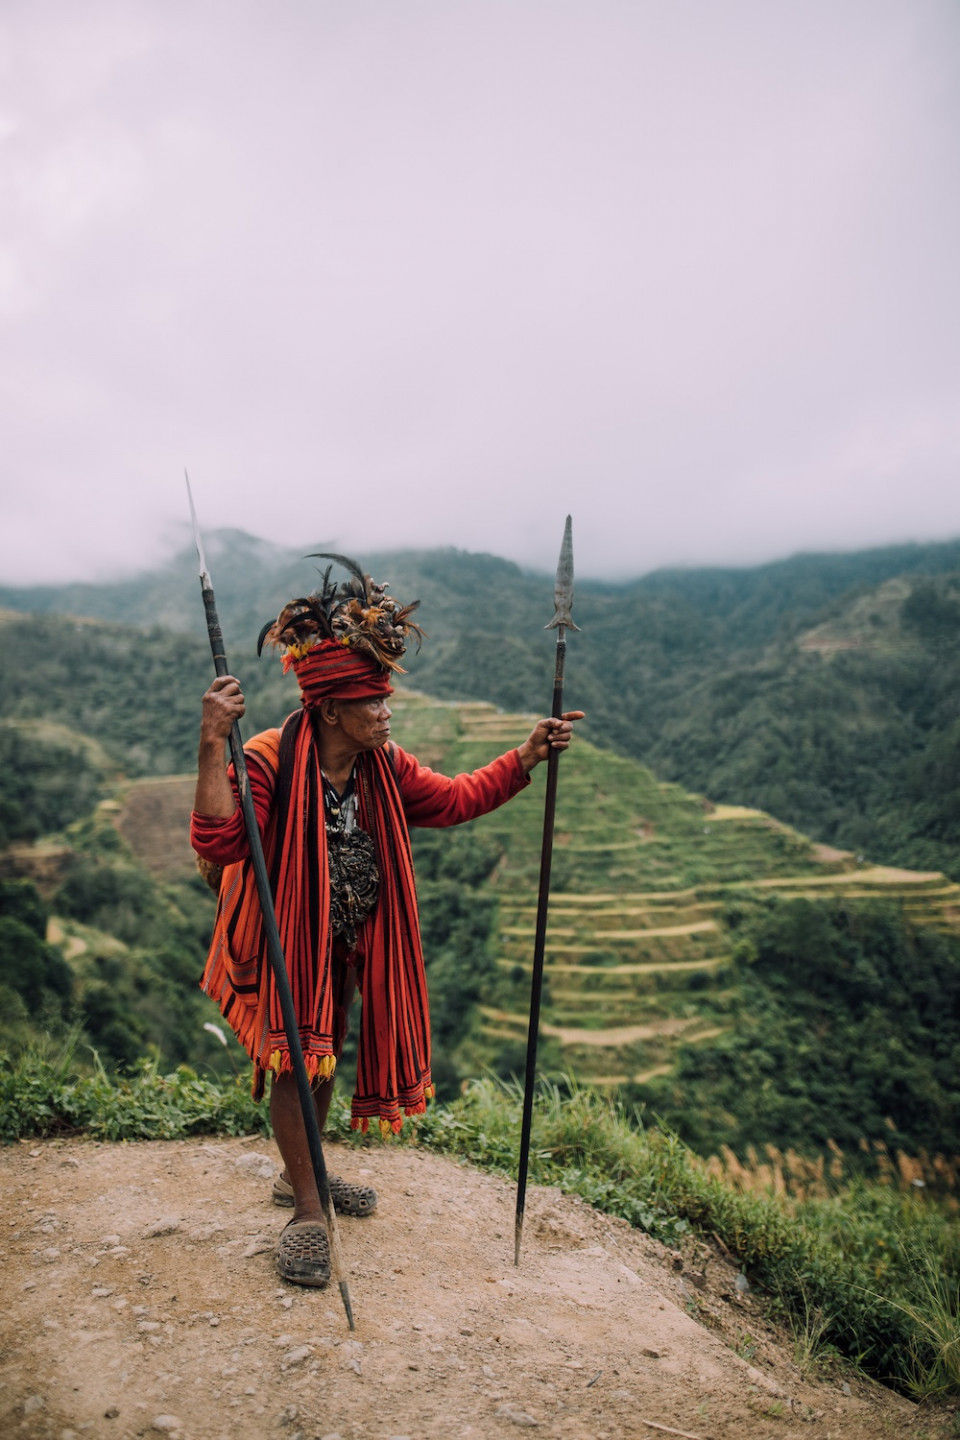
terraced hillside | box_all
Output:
[100,687,960,1097]
[387,690,960,1088]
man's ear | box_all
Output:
[318,697,340,728]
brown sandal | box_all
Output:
[276,1220,330,1288]
[272,1171,378,1217]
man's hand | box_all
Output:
[517,711,586,773]
[200,675,246,742]
[195,676,246,818]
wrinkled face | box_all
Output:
[332,696,392,751]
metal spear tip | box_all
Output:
[546,514,579,631]
[185,469,211,585]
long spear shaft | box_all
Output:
[515,515,578,1266]
[186,474,355,1330]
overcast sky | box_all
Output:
[2,0,959,585]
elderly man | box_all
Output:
[191,559,582,1287]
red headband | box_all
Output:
[283,640,394,707]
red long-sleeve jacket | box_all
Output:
[191,739,530,862]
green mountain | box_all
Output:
[5,531,960,881]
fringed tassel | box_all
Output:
[348,1086,435,1137]
[266,1048,337,1082]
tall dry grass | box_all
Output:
[704,1137,959,1208]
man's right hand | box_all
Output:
[195,676,246,818]
[201,675,246,742]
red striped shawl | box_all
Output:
[194,713,528,1133]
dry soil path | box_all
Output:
[0,1136,946,1440]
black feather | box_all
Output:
[304,552,369,594]
[256,619,274,657]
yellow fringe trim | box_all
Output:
[267,1049,336,1081]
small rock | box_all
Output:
[101,1234,122,1247]
[40,1247,61,1263]
[192,1223,226,1242]
[144,1218,180,1238]
[104,1408,120,1420]
[23,1395,45,1414]
[282,1345,312,1368]
[60,1157,81,1169]
[22,1281,37,1291]
[495,1403,540,1427]
[151,1418,183,1434]
[243,1236,274,1258]
[734,1272,751,1294]
[138,1321,161,1333]
[92,1286,114,1298]
[233,1152,276,1178]
[618,1265,641,1286]
[744,1365,786,1397]
[641,1348,661,1359]
[29,1147,42,1157]
[841,1381,852,1397]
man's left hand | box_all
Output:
[518,712,586,772]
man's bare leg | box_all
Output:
[271,965,357,1223]
[270,1072,337,1224]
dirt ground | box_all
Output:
[0,1136,954,1440]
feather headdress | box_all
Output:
[257,553,425,674]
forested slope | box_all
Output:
[5,531,960,877]
[3,550,960,1168]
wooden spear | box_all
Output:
[185,474,355,1329]
[514,514,579,1265]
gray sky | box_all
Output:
[2,0,959,585]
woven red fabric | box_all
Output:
[198,715,429,1128]
[284,640,394,705]
[192,724,530,1132]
